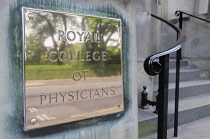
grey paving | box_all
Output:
[142,116,210,139]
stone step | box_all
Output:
[154,59,190,69]
[154,68,209,84]
[142,116,210,139]
[169,59,189,69]
[169,68,209,82]
[138,93,210,138]
[153,80,210,101]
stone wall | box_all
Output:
[136,0,153,106]
[0,0,142,138]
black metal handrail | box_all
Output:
[174,11,210,137]
[143,14,186,139]
[175,11,210,24]
[144,14,186,76]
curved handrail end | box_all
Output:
[143,14,186,76]
[144,56,161,76]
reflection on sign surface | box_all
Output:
[22,8,124,130]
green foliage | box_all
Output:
[139,123,157,138]
[106,47,121,64]
[25,9,122,80]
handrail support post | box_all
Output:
[178,12,183,60]
[157,55,169,139]
[140,86,158,113]
[174,49,181,137]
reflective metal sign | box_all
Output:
[22,8,123,131]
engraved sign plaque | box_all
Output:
[22,8,123,130]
